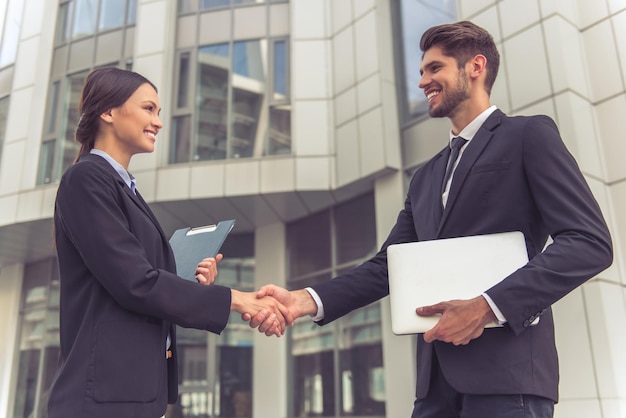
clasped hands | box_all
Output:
[194,256,300,338]
[195,256,496,342]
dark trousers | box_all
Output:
[411,354,554,418]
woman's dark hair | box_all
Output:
[420,21,500,95]
[74,67,157,161]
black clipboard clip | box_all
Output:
[169,219,236,281]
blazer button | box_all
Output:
[523,319,531,327]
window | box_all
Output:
[394,0,457,122]
[0,0,25,68]
[288,193,385,417]
[0,96,9,165]
[72,0,98,39]
[167,233,257,418]
[38,0,138,185]
[172,36,291,162]
[12,259,60,418]
[99,0,126,31]
[37,72,87,185]
[53,0,137,46]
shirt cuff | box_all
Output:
[482,293,507,325]
[305,287,325,322]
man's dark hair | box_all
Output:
[420,21,500,95]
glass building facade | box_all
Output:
[1,1,625,417]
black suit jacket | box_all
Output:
[48,153,232,418]
[312,110,612,402]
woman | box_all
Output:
[47,67,290,418]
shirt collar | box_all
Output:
[449,105,497,145]
[89,149,136,193]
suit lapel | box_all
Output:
[432,148,450,223]
[437,110,504,235]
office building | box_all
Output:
[0,0,624,417]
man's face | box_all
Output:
[418,46,470,119]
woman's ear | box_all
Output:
[100,109,114,124]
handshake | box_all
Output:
[195,255,318,337]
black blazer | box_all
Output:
[312,110,613,402]
[48,153,232,418]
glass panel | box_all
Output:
[339,344,385,416]
[177,52,191,108]
[54,2,71,45]
[178,0,198,14]
[0,96,8,166]
[0,0,25,67]
[37,140,56,185]
[12,349,40,418]
[126,0,137,25]
[231,40,266,159]
[287,210,331,278]
[45,81,61,135]
[200,0,230,10]
[72,0,98,39]
[293,351,335,417]
[13,259,60,418]
[61,72,88,175]
[234,0,265,4]
[170,115,192,163]
[334,193,377,264]
[197,44,230,161]
[231,88,261,158]
[99,0,126,31]
[272,40,287,100]
[267,106,290,155]
[215,257,254,417]
[398,0,456,120]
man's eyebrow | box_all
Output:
[420,60,444,75]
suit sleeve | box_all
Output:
[486,116,613,335]
[312,186,419,325]
[55,163,231,332]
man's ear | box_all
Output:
[468,54,487,79]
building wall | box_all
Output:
[0,0,625,417]
[400,0,626,416]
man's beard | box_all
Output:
[428,70,470,118]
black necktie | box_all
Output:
[442,136,467,194]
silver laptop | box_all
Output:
[387,231,528,335]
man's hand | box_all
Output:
[416,296,497,345]
[195,254,223,285]
[230,289,293,337]
[241,285,318,336]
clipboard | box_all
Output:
[387,231,529,335]
[169,219,236,281]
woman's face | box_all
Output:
[108,83,162,157]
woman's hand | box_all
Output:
[195,253,223,285]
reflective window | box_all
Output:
[167,234,256,418]
[39,0,138,185]
[12,259,60,418]
[99,0,126,31]
[72,0,98,39]
[172,9,291,162]
[200,0,230,10]
[0,96,8,166]
[54,2,71,45]
[395,0,456,121]
[126,0,137,24]
[288,193,384,417]
[197,43,230,161]
[0,0,25,67]
[36,72,87,185]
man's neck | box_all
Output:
[449,97,491,136]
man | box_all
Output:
[251,21,613,417]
